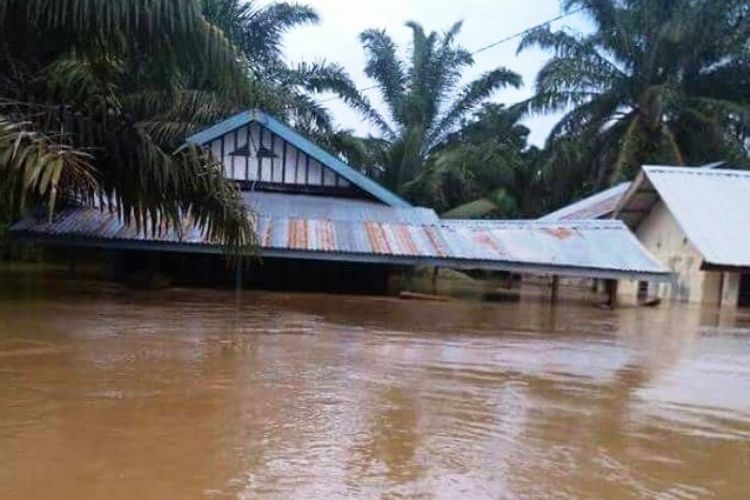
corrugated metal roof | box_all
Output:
[243,192,437,224]
[618,166,750,268]
[12,193,452,260]
[186,110,411,208]
[539,182,631,221]
[441,219,668,277]
[12,193,670,280]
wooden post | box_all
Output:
[234,258,243,292]
[67,247,78,280]
[605,279,619,307]
[431,267,439,295]
[404,267,415,291]
[102,250,117,280]
[550,275,560,303]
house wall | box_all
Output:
[722,273,741,307]
[620,201,740,306]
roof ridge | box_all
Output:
[644,165,750,177]
[442,219,624,228]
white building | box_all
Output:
[614,166,750,307]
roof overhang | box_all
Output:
[700,262,750,273]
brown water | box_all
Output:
[1,267,750,499]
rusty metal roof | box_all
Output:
[243,192,437,224]
[616,166,750,268]
[11,193,453,259]
[13,192,670,280]
[539,182,631,221]
[441,219,668,278]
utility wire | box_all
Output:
[316,7,584,104]
[470,7,584,55]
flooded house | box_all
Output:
[539,163,750,308]
[12,110,669,297]
[614,166,750,307]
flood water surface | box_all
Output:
[1,269,749,498]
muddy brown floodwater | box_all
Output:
[1,266,749,499]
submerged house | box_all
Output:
[13,110,669,295]
[615,166,750,307]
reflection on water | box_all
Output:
[1,265,749,499]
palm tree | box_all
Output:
[0,0,367,251]
[0,0,257,249]
[200,0,371,139]
[519,0,750,187]
[405,105,539,218]
[351,21,522,194]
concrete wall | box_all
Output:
[620,201,740,306]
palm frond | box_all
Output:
[204,0,318,68]
[564,0,637,64]
[545,90,625,142]
[427,68,521,149]
[286,61,394,139]
[0,116,96,217]
[359,28,407,122]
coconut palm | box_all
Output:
[351,21,522,194]
[519,0,750,187]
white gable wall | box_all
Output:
[620,200,739,306]
[207,122,351,188]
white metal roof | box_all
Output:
[539,182,631,221]
[618,166,750,268]
[441,219,669,279]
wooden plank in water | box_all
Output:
[399,291,452,302]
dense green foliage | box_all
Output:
[0,0,256,249]
[0,0,364,251]
[200,0,366,139]
[1,0,748,241]
[519,0,750,196]
[349,22,522,195]
[406,105,541,217]
[342,0,749,216]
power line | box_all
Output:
[316,7,584,104]
[470,7,584,55]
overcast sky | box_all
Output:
[263,0,590,146]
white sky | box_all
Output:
[264,0,590,146]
